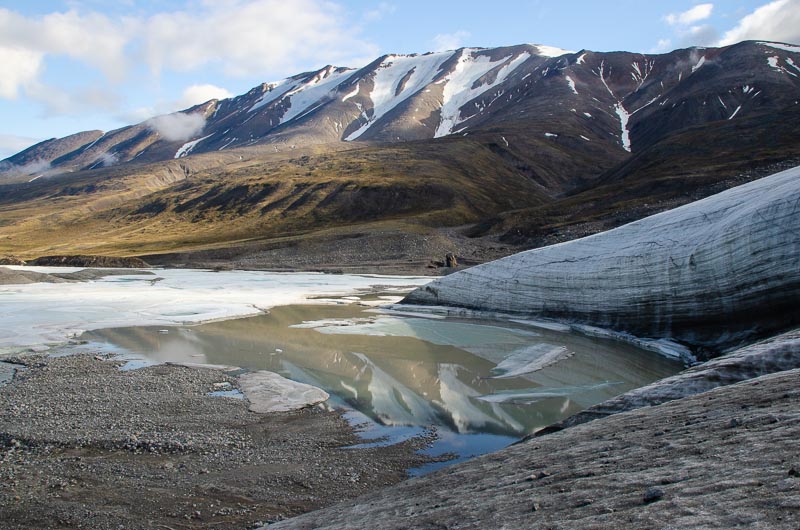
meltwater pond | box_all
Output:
[81,299,682,473]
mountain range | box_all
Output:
[1,40,799,271]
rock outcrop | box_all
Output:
[29,255,150,268]
[535,328,800,435]
[404,165,800,354]
[269,367,800,530]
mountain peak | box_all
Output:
[2,40,799,180]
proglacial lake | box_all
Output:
[81,295,682,474]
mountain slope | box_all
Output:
[4,40,798,183]
[0,40,798,271]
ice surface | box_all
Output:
[404,164,800,353]
[0,268,430,354]
[239,370,329,412]
[491,344,572,378]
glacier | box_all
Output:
[403,165,800,353]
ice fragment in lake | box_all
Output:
[491,344,573,378]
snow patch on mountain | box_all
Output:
[614,103,631,152]
[758,41,800,53]
[174,134,214,159]
[435,50,531,138]
[341,83,360,102]
[535,44,573,58]
[279,66,356,124]
[565,75,578,94]
[346,52,451,141]
[248,80,298,113]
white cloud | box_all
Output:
[432,30,471,52]
[140,0,378,77]
[718,0,800,46]
[0,8,130,98]
[684,24,720,46]
[178,84,234,109]
[363,2,396,22]
[25,83,122,116]
[146,112,206,142]
[0,46,43,99]
[0,2,378,124]
[651,38,673,53]
[665,3,714,26]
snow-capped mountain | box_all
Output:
[3,40,800,179]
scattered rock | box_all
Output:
[0,256,26,265]
[642,487,665,504]
[0,354,432,529]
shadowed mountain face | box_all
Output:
[0,41,798,267]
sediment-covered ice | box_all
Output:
[403,165,800,352]
[239,370,329,413]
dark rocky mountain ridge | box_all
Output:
[3,40,798,181]
[0,40,798,269]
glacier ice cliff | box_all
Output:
[404,165,800,354]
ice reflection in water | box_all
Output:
[82,302,681,468]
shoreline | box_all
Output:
[0,353,439,529]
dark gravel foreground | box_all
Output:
[272,369,800,529]
[0,354,434,529]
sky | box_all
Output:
[1,0,799,159]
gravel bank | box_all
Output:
[272,368,800,529]
[0,354,434,529]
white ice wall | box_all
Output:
[404,165,800,352]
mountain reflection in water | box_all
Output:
[83,302,681,439]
